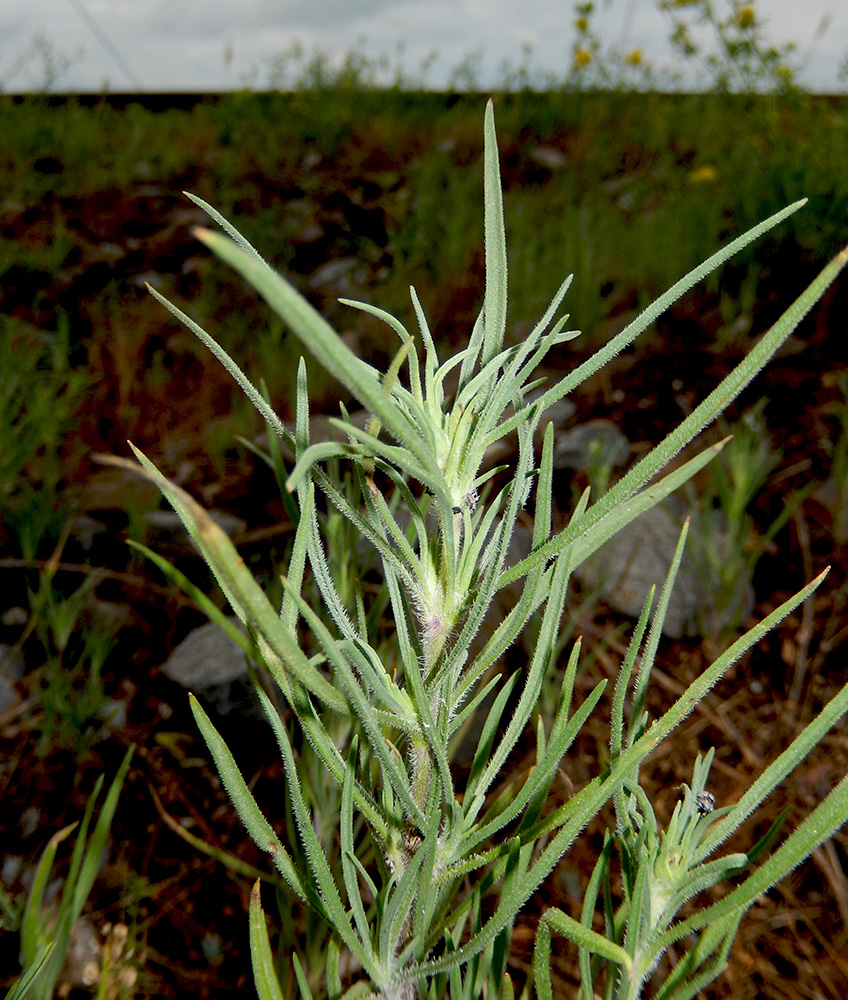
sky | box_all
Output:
[2,0,847,93]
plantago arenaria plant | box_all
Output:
[113,101,848,998]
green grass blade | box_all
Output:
[20,824,76,975]
[4,943,56,1000]
[69,745,133,921]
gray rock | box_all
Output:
[162,620,251,716]
[0,644,24,714]
[1,855,22,886]
[0,674,19,715]
[575,498,753,639]
[529,145,569,171]
[1,607,27,627]
[163,620,249,689]
[69,514,108,552]
[308,257,361,296]
[553,420,629,472]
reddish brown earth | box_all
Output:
[2,121,848,999]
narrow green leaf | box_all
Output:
[113,448,349,715]
[466,672,520,799]
[193,225,427,462]
[326,942,343,1000]
[579,833,617,999]
[541,907,633,974]
[292,952,316,1000]
[481,99,507,367]
[127,541,259,658]
[657,855,748,927]
[379,790,435,968]
[20,824,76,970]
[489,199,811,447]
[341,740,373,946]
[533,916,553,1000]
[464,676,607,855]
[279,579,425,829]
[338,300,423,407]
[611,591,654,764]
[693,672,848,865]
[286,440,369,491]
[253,686,380,979]
[628,521,690,742]
[367,336,415,445]
[501,438,725,589]
[4,943,56,1000]
[146,282,292,447]
[464,540,573,826]
[189,695,319,907]
[248,880,285,1000]
[69,745,133,921]
[659,772,848,951]
[504,242,848,589]
[184,192,268,262]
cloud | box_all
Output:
[4,0,845,92]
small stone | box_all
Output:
[575,499,700,639]
[1,607,27,627]
[529,145,568,170]
[161,620,257,717]
[69,514,108,551]
[162,620,249,691]
[575,497,754,639]
[553,420,628,471]
[308,257,359,295]
[0,645,24,714]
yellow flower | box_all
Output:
[735,6,756,29]
[689,164,718,184]
[574,48,592,69]
[626,49,642,66]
